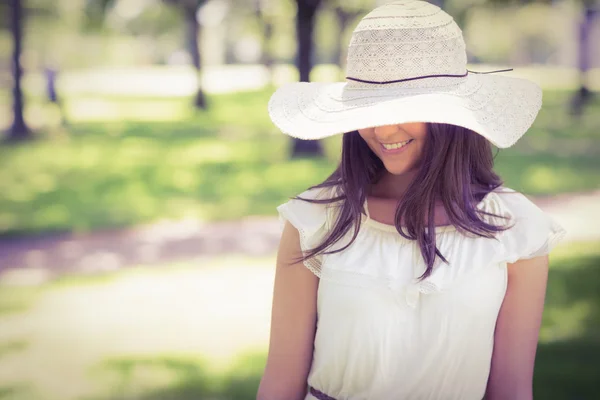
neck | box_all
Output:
[370,169,419,199]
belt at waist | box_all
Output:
[309,386,337,400]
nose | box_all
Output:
[373,124,400,136]
[373,124,406,142]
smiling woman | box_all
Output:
[358,122,426,175]
[258,1,567,400]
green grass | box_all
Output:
[0,243,598,399]
[534,242,600,399]
[87,352,267,400]
[0,353,267,400]
[0,89,598,236]
[0,89,339,236]
[0,257,274,400]
[495,91,600,195]
[0,287,41,317]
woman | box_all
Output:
[257,1,566,399]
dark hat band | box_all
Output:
[345,68,514,85]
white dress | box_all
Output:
[276,186,566,400]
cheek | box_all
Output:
[412,141,426,163]
[403,140,427,171]
[359,130,379,152]
[402,122,427,140]
[411,131,427,162]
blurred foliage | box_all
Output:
[0,87,598,236]
[0,0,56,29]
[83,0,183,36]
[2,0,590,69]
[0,88,337,236]
[0,241,598,399]
[0,0,598,234]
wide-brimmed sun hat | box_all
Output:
[268,0,542,148]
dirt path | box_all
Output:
[1,190,599,278]
[0,216,284,277]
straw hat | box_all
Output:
[267,0,542,148]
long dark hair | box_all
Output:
[291,122,512,279]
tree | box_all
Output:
[254,0,275,77]
[292,0,324,158]
[6,0,31,141]
[487,0,597,116]
[570,1,597,116]
[86,0,208,109]
[328,0,369,70]
[164,0,208,109]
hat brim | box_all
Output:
[267,73,542,149]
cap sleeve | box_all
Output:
[494,188,567,264]
[276,186,335,277]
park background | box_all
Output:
[0,0,599,399]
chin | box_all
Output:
[387,169,410,176]
[383,163,414,176]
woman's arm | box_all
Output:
[485,255,549,400]
[257,220,319,400]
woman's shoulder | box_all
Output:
[489,186,546,220]
[295,184,342,202]
[487,186,567,263]
[276,184,340,235]
[294,185,336,201]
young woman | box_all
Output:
[257,1,566,399]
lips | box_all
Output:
[380,139,414,154]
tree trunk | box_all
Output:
[295,0,320,82]
[333,8,345,69]
[292,0,323,158]
[255,1,274,81]
[570,4,596,117]
[7,0,31,141]
[263,21,274,68]
[334,7,357,72]
[184,4,207,109]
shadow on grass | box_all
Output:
[534,250,600,399]
[218,353,267,400]
[0,384,36,400]
[546,253,600,338]
[90,352,266,400]
[0,118,335,238]
[535,340,600,400]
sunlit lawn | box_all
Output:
[0,241,599,400]
[0,89,338,236]
[0,255,276,400]
[0,88,599,236]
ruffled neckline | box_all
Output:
[362,213,457,234]
[361,189,511,235]
[362,196,456,234]
[322,188,516,309]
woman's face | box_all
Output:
[358,122,427,176]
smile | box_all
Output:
[380,139,414,154]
